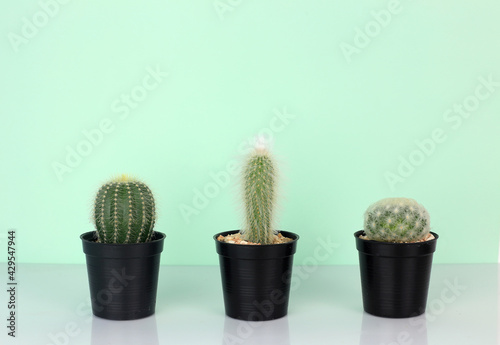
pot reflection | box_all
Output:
[359,312,428,345]
[91,315,159,345]
[222,315,290,345]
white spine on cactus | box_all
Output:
[113,183,119,243]
[254,135,272,154]
[364,197,430,242]
[125,183,133,243]
[240,135,278,244]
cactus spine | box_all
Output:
[240,140,277,245]
[93,175,156,244]
[364,197,430,243]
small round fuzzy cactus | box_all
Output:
[93,175,156,244]
[240,138,278,245]
[364,198,430,243]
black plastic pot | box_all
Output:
[354,230,438,318]
[81,231,165,320]
[214,230,299,321]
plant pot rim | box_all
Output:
[213,230,299,245]
[214,230,299,259]
[81,230,166,245]
[354,230,438,257]
[354,230,439,243]
[81,231,166,258]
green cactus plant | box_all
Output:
[363,197,430,243]
[240,140,278,245]
[93,175,156,244]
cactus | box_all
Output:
[240,139,278,245]
[93,175,156,244]
[364,198,430,243]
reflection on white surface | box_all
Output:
[5,264,496,344]
[222,316,290,345]
[91,315,159,345]
[359,313,427,345]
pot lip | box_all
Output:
[354,230,439,244]
[80,231,166,245]
[213,229,299,246]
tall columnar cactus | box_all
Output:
[364,198,430,243]
[240,139,277,245]
[93,175,156,244]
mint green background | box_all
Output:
[2,1,500,265]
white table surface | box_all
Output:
[0,264,497,345]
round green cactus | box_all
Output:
[240,139,277,245]
[93,175,156,244]
[363,198,430,242]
